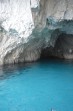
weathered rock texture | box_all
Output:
[0,0,73,65]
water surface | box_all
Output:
[0,59,73,111]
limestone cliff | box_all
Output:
[0,0,73,65]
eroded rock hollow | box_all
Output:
[0,0,73,65]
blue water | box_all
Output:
[0,59,73,111]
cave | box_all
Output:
[40,33,73,60]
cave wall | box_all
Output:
[0,0,73,65]
[54,33,73,59]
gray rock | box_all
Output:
[0,0,73,65]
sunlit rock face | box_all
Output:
[0,0,73,65]
[0,0,41,65]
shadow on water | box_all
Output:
[0,62,37,80]
[0,58,73,80]
[40,57,73,65]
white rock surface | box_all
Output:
[0,0,73,65]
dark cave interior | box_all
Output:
[40,33,73,60]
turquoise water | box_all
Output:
[0,59,73,111]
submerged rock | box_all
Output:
[0,0,73,65]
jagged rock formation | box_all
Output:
[0,0,73,65]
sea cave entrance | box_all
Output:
[40,33,73,60]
